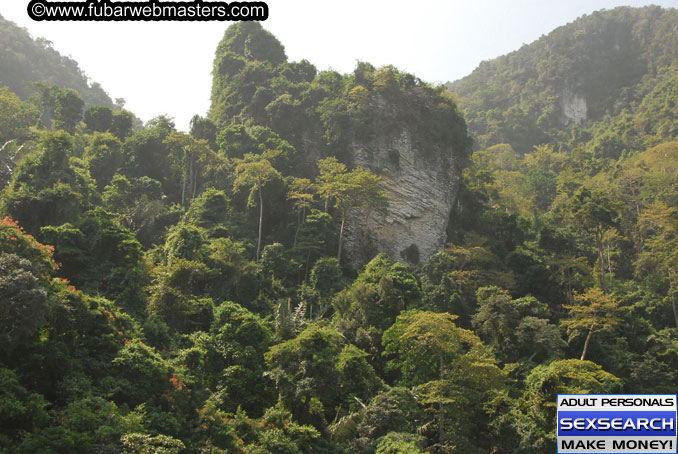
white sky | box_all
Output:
[2,0,677,131]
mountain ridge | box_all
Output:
[448,5,678,156]
[0,13,114,108]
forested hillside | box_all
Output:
[0,14,113,108]
[449,5,678,155]
[1,8,677,454]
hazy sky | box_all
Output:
[2,0,677,130]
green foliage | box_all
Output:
[124,116,175,195]
[147,258,213,333]
[164,223,208,265]
[260,242,299,290]
[189,114,217,150]
[232,150,283,260]
[473,286,564,363]
[331,386,422,453]
[450,6,678,153]
[53,88,84,133]
[111,110,135,140]
[210,25,470,176]
[207,300,273,413]
[112,340,169,407]
[382,310,505,452]
[0,86,40,143]
[205,236,258,305]
[83,132,124,189]
[265,324,380,428]
[0,215,56,275]
[163,131,217,208]
[512,359,620,454]
[0,16,113,107]
[0,368,50,448]
[418,251,465,318]
[309,257,343,300]
[315,157,388,261]
[333,254,422,368]
[211,22,286,127]
[184,188,230,233]
[1,131,95,234]
[102,174,180,247]
[375,432,425,454]
[121,433,185,454]
[40,208,147,315]
[562,288,629,361]
[0,253,49,353]
[83,105,113,133]
[0,86,40,187]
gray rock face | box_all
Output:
[343,130,462,266]
[561,86,588,124]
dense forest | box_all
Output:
[1,6,678,454]
[0,14,114,108]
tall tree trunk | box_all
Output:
[596,229,608,294]
[304,248,312,283]
[565,269,574,305]
[191,153,198,200]
[257,187,264,261]
[293,207,304,249]
[187,151,194,205]
[438,350,445,445]
[581,322,595,361]
[363,207,372,247]
[181,150,187,207]
[337,211,345,262]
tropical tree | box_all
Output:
[265,324,380,428]
[287,177,316,248]
[512,359,620,454]
[562,287,628,361]
[232,150,282,260]
[83,105,113,133]
[83,132,124,189]
[635,201,678,328]
[121,433,184,454]
[566,188,620,293]
[111,110,135,140]
[382,311,505,452]
[473,286,565,363]
[316,157,387,261]
[164,131,214,207]
[1,131,95,234]
[53,88,84,133]
[189,114,217,150]
[0,86,39,144]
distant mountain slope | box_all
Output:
[448,5,678,154]
[0,14,113,107]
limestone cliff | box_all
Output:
[336,85,470,267]
[344,130,462,266]
[560,86,587,125]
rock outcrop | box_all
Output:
[343,130,462,267]
[561,86,587,125]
